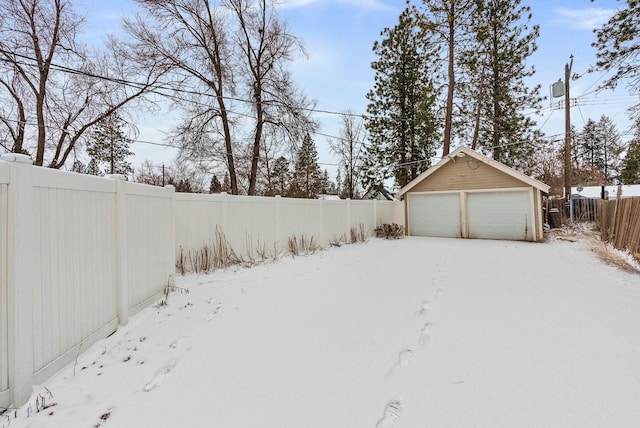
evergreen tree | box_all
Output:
[578,119,600,168]
[320,169,331,195]
[168,177,193,193]
[270,156,291,196]
[327,176,338,195]
[621,119,640,184]
[71,159,86,174]
[421,0,477,155]
[335,170,344,198]
[86,158,102,176]
[222,174,231,193]
[595,115,624,183]
[86,112,134,176]
[591,1,640,115]
[291,134,322,198]
[210,175,222,193]
[469,0,542,168]
[364,5,441,188]
[574,116,624,184]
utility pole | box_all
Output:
[564,55,573,204]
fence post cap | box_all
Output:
[0,153,33,164]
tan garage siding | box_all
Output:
[410,158,528,192]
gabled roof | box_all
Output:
[398,146,551,196]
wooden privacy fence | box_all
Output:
[0,154,403,408]
[600,197,640,258]
[572,198,601,222]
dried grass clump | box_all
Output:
[590,238,640,274]
[551,224,640,273]
[176,228,243,274]
[375,223,405,239]
[287,234,320,256]
[350,224,367,243]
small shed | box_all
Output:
[398,147,550,242]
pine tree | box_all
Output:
[364,4,441,188]
[469,0,542,168]
[222,174,231,193]
[270,156,291,196]
[86,112,134,176]
[86,158,102,176]
[595,115,624,183]
[210,175,222,193]
[320,169,332,195]
[71,159,86,174]
[291,134,322,198]
[421,0,477,155]
[621,119,640,184]
[592,1,640,115]
[578,119,601,168]
[335,170,344,198]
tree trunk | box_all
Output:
[442,2,455,157]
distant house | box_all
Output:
[362,185,398,201]
[571,185,640,199]
[398,147,550,242]
[316,194,341,201]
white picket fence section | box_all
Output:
[0,154,403,408]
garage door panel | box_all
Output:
[467,191,531,241]
[409,193,461,238]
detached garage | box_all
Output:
[399,147,550,242]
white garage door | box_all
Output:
[409,193,461,238]
[467,191,532,241]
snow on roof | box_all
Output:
[316,194,341,200]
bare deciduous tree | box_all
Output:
[228,0,316,195]
[0,0,163,167]
[124,0,239,193]
[329,111,366,199]
[125,0,315,195]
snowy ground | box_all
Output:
[5,235,640,428]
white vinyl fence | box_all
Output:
[0,154,403,408]
[0,154,175,408]
[174,193,403,261]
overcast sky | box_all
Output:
[79,0,637,172]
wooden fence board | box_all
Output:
[599,197,640,257]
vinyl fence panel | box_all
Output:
[125,183,175,313]
[30,168,119,384]
[0,162,9,407]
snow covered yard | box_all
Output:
[6,236,640,428]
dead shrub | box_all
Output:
[177,228,243,274]
[375,223,405,239]
[287,234,320,256]
[350,223,367,243]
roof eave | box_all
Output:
[398,146,551,196]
